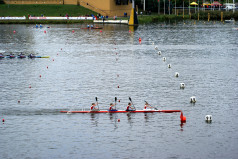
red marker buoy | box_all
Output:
[13,30,16,33]
[39,75,41,78]
[100,30,102,33]
[44,31,46,33]
[29,85,31,88]
[129,30,131,33]
[117,119,120,122]
[180,112,186,123]
[61,48,62,50]
[53,59,54,61]
[139,37,142,42]
[72,30,75,33]
[117,85,120,88]
[18,100,20,103]
[118,99,120,102]
[47,66,48,69]
[2,119,5,122]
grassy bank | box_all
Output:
[0,4,97,17]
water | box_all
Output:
[0,21,238,159]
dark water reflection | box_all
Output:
[0,21,238,158]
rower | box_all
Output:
[87,25,90,28]
[29,53,34,58]
[91,25,94,28]
[144,101,155,110]
[109,103,117,111]
[126,102,135,111]
[90,103,99,111]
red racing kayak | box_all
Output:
[60,110,181,113]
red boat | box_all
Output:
[60,109,181,113]
[81,27,103,29]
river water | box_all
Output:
[0,21,238,159]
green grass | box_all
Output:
[0,4,97,17]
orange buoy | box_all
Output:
[72,30,75,33]
[100,30,102,33]
[180,112,186,123]
[139,37,142,42]
[53,59,54,61]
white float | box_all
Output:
[190,96,196,103]
[175,72,179,77]
[180,83,185,89]
[168,64,171,68]
[158,51,161,55]
[163,57,166,61]
[205,115,212,122]
[155,46,158,50]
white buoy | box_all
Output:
[175,72,179,77]
[163,57,166,61]
[190,96,196,103]
[152,42,154,45]
[180,83,185,89]
[158,51,161,55]
[155,46,158,50]
[168,64,171,68]
[205,115,212,122]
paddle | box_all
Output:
[95,97,99,110]
[144,100,158,110]
[115,97,117,110]
[129,97,136,110]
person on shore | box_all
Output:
[126,102,135,111]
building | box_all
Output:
[2,0,133,17]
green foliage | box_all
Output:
[138,15,189,23]
[192,11,238,20]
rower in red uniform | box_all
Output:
[90,103,99,111]
[144,101,154,110]
[109,103,117,111]
[126,102,135,111]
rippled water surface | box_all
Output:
[0,21,238,159]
